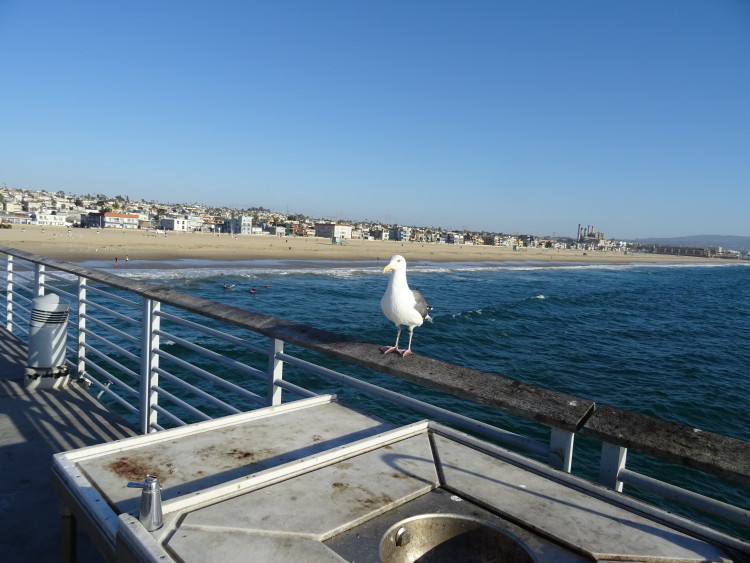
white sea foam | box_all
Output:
[1,258,746,286]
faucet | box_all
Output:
[127,475,163,531]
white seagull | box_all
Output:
[380,255,432,357]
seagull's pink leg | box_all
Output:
[380,327,403,354]
[399,328,415,357]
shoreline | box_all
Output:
[0,224,722,266]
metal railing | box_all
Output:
[1,245,748,545]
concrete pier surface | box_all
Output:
[0,327,136,562]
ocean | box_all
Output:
[64,258,750,537]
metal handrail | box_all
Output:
[618,469,750,528]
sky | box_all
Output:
[1,1,749,239]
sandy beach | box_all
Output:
[1,225,716,265]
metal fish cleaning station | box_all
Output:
[1,245,749,562]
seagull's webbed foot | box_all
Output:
[399,349,414,357]
[380,346,403,355]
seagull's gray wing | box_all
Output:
[412,289,432,319]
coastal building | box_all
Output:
[0,212,33,225]
[446,232,466,244]
[160,217,190,232]
[223,215,253,235]
[577,224,605,242]
[158,215,204,232]
[368,227,389,241]
[652,246,715,257]
[315,223,352,239]
[194,221,223,233]
[265,225,286,236]
[82,212,140,229]
[32,211,68,227]
[1,199,24,213]
[289,224,316,237]
[389,225,412,241]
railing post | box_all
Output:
[548,427,575,472]
[34,263,46,296]
[599,441,627,492]
[267,338,284,406]
[140,298,161,434]
[77,277,87,379]
[5,255,12,332]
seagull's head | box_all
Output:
[383,255,406,274]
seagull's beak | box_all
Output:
[383,264,392,273]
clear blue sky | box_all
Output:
[2,1,748,239]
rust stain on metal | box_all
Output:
[359,493,394,507]
[227,448,255,459]
[196,445,217,458]
[106,456,161,482]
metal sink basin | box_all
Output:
[380,513,538,563]
[324,488,585,562]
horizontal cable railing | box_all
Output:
[156,309,269,355]
[276,350,550,457]
[153,330,268,383]
[1,244,748,545]
[584,403,750,535]
[618,469,750,528]
[152,348,266,406]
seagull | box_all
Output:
[380,255,432,357]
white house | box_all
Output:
[33,211,68,227]
[314,223,352,239]
[160,217,191,231]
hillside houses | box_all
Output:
[0,186,607,252]
[3,185,744,258]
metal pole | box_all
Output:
[267,338,284,406]
[548,427,575,472]
[599,441,627,492]
[35,263,45,296]
[77,277,87,379]
[140,298,161,434]
[5,255,12,332]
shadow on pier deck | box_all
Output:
[0,327,136,562]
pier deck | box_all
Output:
[0,327,137,562]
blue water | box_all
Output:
[107,259,750,436]
[68,258,750,536]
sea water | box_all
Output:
[61,258,750,537]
